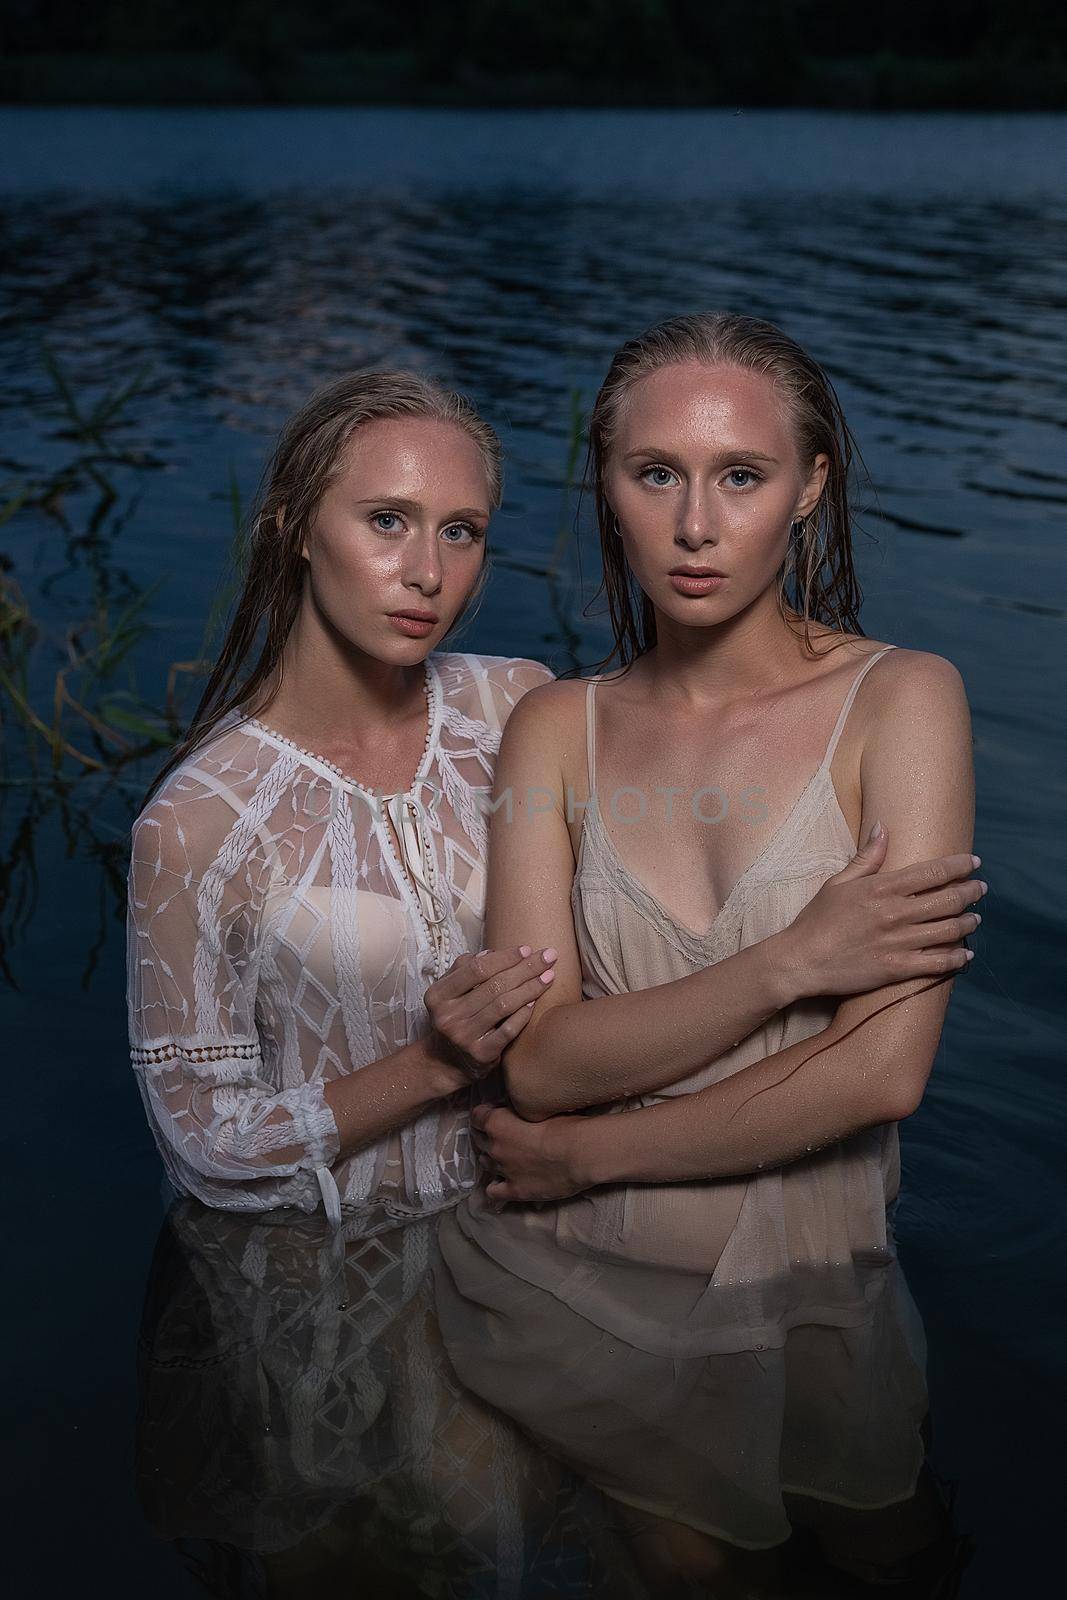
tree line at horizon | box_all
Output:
[2,0,1064,106]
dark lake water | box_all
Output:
[2,109,1066,1595]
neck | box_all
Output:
[643,585,816,705]
[263,592,428,746]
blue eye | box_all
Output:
[726,468,761,488]
[372,511,402,532]
[441,523,479,545]
[640,465,677,487]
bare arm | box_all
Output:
[486,682,813,1121]
[490,671,978,1123]
[324,941,566,1156]
[322,1038,466,1159]
[478,652,976,1199]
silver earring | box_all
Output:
[612,514,622,537]
[790,517,806,539]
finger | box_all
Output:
[484,1179,517,1206]
[881,853,984,898]
[477,1150,506,1177]
[838,820,889,876]
[468,948,557,1010]
[471,1103,499,1132]
[471,1127,505,1167]
[443,949,558,1024]
[906,880,987,920]
[428,947,517,1002]
[467,1002,539,1061]
[469,970,557,1033]
[896,944,974,977]
[897,912,980,948]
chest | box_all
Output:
[566,717,863,941]
[257,777,488,997]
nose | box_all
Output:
[676,485,718,549]
[402,529,444,597]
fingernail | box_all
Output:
[979,881,987,894]
[971,854,981,867]
[519,945,532,957]
[965,949,975,961]
[540,969,555,984]
[869,820,884,841]
[973,913,982,925]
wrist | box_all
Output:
[763,926,813,1005]
[564,1111,621,1189]
[410,1033,470,1100]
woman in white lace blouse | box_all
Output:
[127,372,587,1594]
[127,372,560,1234]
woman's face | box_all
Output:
[604,360,828,628]
[302,416,490,659]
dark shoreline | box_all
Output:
[3,50,1066,111]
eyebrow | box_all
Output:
[622,447,781,466]
[353,496,489,520]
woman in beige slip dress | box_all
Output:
[434,315,981,1595]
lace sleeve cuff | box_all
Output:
[131,1036,341,1179]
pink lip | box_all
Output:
[668,572,725,595]
[387,613,437,636]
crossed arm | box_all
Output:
[482,651,975,1191]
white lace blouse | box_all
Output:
[126,651,554,1230]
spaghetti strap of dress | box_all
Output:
[584,676,600,796]
[820,644,898,771]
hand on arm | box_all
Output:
[127,791,552,1192]
[479,652,977,1201]
[490,674,982,1123]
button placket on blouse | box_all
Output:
[382,789,450,979]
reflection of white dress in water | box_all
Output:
[137,1201,645,1596]
[128,651,637,1594]
[436,644,932,1551]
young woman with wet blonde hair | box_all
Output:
[435,314,982,1596]
[128,369,568,1591]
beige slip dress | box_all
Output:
[435,643,931,1550]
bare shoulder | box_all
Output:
[494,673,604,799]
[858,644,968,712]
[849,645,972,768]
[807,627,964,695]
[498,670,588,740]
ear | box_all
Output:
[795,451,829,519]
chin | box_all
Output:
[658,589,725,618]
[376,619,450,656]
